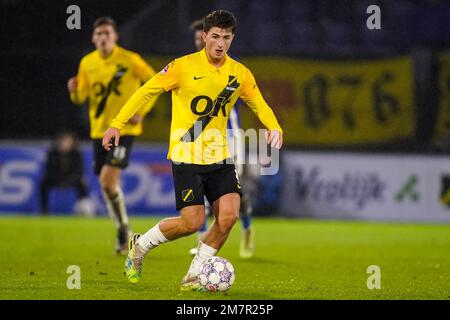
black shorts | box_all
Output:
[172,160,242,211]
[92,136,135,175]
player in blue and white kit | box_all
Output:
[189,19,255,259]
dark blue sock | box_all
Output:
[241,214,251,230]
[199,220,207,233]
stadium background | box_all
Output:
[1,0,450,220]
[1,0,450,301]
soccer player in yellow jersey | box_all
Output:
[189,18,255,259]
[67,17,158,254]
[102,10,283,289]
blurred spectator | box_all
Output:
[39,132,92,215]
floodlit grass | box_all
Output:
[0,216,449,299]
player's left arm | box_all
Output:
[129,54,158,124]
[240,69,283,149]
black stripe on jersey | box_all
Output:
[181,75,240,142]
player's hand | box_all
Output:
[102,127,120,151]
[128,114,143,125]
[67,76,78,92]
[265,129,283,149]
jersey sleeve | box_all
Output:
[130,54,159,116]
[240,68,283,133]
[70,59,89,105]
[152,59,182,92]
[110,76,165,130]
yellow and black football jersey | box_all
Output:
[70,45,157,139]
[110,48,282,164]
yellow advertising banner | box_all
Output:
[240,56,415,145]
[141,56,415,145]
[434,54,450,146]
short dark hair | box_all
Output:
[190,18,204,32]
[203,10,237,34]
[92,16,118,33]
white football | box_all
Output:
[198,256,235,292]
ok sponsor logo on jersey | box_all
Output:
[92,64,128,118]
[190,75,239,117]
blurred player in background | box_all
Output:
[103,10,283,290]
[39,132,89,215]
[67,17,158,254]
[189,18,255,259]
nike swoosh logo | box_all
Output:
[193,76,206,80]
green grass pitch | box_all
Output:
[0,215,449,300]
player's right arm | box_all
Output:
[128,53,158,125]
[102,59,181,150]
[68,59,89,105]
